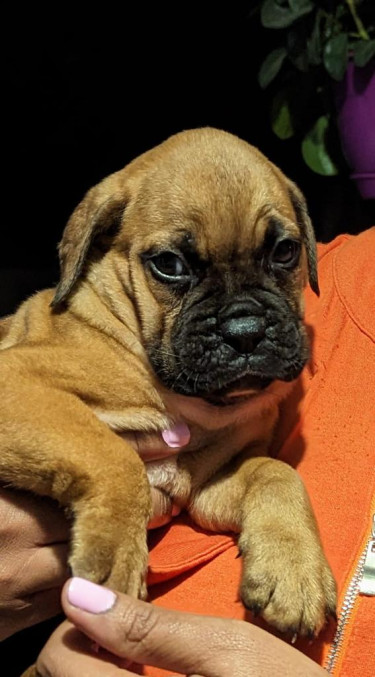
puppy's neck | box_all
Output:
[162,382,290,452]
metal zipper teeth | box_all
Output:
[325,545,369,674]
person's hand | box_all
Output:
[0,487,70,640]
[0,423,189,639]
[32,577,328,676]
[121,422,190,529]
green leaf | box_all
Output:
[258,48,287,88]
[289,0,313,11]
[353,39,375,67]
[323,33,348,81]
[306,9,323,66]
[271,91,295,139]
[302,116,338,175]
[261,0,313,29]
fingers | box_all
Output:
[119,424,189,527]
[21,543,70,593]
[0,542,69,639]
[0,542,69,599]
[0,488,70,546]
[35,620,134,676]
[0,488,69,639]
[161,423,190,449]
[0,587,63,641]
[62,578,253,676]
[40,579,328,677]
[121,422,190,462]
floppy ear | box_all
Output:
[288,183,319,296]
[51,178,127,308]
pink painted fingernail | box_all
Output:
[67,577,117,614]
[162,422,190,448]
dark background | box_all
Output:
[1,5,374,318]
[1,6,375,673]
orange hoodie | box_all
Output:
[145,228,375,677]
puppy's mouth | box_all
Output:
[203,374,272,407]
[150,289,308,403]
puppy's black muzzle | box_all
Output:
[150,289,308,400]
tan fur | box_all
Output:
[0,129,335,646]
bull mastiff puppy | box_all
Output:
[0,128,336,638]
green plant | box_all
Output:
[256,0,375,175]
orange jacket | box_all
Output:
[145,229,375,677]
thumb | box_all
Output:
[61,578,248,676]
[121,422,191,462]
[62,579,328,677]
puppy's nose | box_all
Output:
[221,315,266,353]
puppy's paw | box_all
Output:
[239,530,337,637]
[69,491,151,599]
[105,532,149,599]
[69,527,149,598]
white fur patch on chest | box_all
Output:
[145,457,179,492]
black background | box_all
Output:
[0,6,375,672]
[1,4,374,318]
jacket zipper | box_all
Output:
[325,514,375,674]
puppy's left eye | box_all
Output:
[271,239,300,267]
[148,252,191,283]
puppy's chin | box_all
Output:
[203,375,273,407]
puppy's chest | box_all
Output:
[145,457,180,493]
[96,390,281,501]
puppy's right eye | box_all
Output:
[148,252,191,283]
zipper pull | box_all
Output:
[359,514,375,596]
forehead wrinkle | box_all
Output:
[195,179,262,261]
[251,198,301,251]
[152,193,245,263]
[252,202,275,250]
[134,142,298,261]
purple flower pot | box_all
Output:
[335,58,375,199]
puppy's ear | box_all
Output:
[51,177,128,308]
[288,183,319,296]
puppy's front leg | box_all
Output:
[0,367,151,597]
[189,453,336,636]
